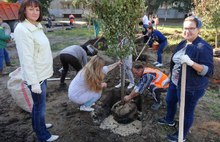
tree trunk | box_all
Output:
[164,4,168,22]
[120,63,126,101]
[215,28,218,48]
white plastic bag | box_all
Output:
[7,67,33,113]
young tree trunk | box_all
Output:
[164,5,168,22]
[120,63,126,101]
[215,28,218,48]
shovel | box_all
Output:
[178,63,187,142]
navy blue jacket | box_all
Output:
[170,36,213,90]
[148,30,167,47]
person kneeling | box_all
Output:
[68,55,121,112]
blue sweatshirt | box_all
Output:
[148,30,167,47]
[170,36,214,90]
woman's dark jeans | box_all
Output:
[165,81,205,138]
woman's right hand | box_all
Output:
[101,82,107,88]
[31,84,42,94]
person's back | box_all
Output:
[0,26,11,75]
[150,30,166,44]
[60,45,87,64]
[142,15,149,25]
[59,45,88,88]
[147,26,168,67]
[143,67,168,88]
[68,55,121,112]
[0,26,10,49]
[69,14,75,25]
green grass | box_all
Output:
[45,24,217,52]
[46,27,94,51]
[158,25,217,50]
[50,41,83,51]
[158,25,182,51]
[47,27,93,38]
[204,89,220,119]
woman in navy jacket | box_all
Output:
[158,16,213,142]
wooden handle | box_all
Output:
[135,36,151,61]
[178,63,187,142]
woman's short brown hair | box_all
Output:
[18,0,43,22]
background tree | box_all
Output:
[195,0,220,48]
[144,0,193,20]
[7,0,53,15]
[77,0,145,99]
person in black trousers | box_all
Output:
[59,44,97,88]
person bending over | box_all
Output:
[124,64,169,110]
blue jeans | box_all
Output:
[0,48,10,70]
[29,80,51,141]
[165,82,205,138]
[83,95,101,107]
[157,40,167,64]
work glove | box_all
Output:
[162,78,170,87]
[10,33,14,40]
[31,84,42,94]
[180,55,194,66]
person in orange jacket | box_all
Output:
[124,63,169,110]
[69,14,75,25]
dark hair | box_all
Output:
[147,25,154,30]
[184,16,202,28]
[133,64,144,70]
[18,0,43,22]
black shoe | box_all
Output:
[6,62,15,67]
[151,101,162,110]
[157,117,176,127]
[167,131,186,142]
[0,70,9,75]
[59,83,67,90]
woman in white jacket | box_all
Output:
[68,55,121,111]
[14,0,58,141]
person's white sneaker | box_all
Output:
[153,61,159,65]
[80,105,94,112]
[46,135,59,142]
[58,67,63,73]
[46,123,53,129]
[115,83,121,88]
[155,63,163,67]
[127,83,134,89]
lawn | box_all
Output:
[46,23,217,53]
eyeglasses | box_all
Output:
[183,27,197,32]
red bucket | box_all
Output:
[152,42,159,50]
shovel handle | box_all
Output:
[178,63,187,142]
